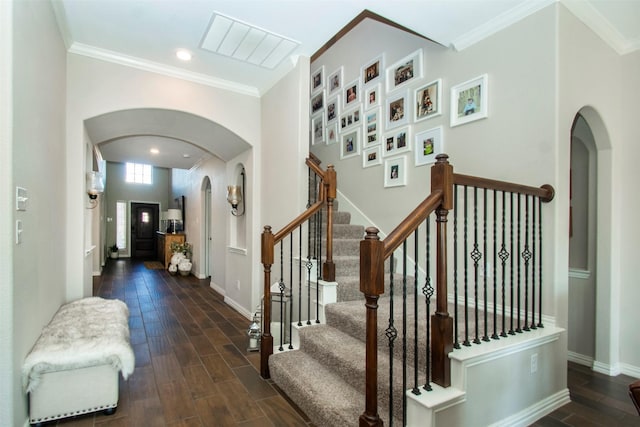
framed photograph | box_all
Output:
[385,90,409,129]
[311,113,325,145]
[362,54,384,86]
[415,126,443,166]
[450,74,488,127]
[364,107,381,147]
[311,66,324,94]
[384,155,408,188]
[326,122,339,145]
[310,90,325,116]
[340,105,362,131]
[343,78,360,110]
[384,126,411,157]
[386,49,423,93]
[415,79,442,122]
[340,128,360,160]
[363,145,382,168]
[365,83,381,110]
[326,95,340,123]
[327,67,343,96]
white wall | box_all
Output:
[310,9,559,316]
[8,1,68,423]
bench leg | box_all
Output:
[104,407,117,416]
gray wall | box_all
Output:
[4,1,68,423]
[104,161,171,257]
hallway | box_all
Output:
[53,259,313,426]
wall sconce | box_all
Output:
[227,168,245,216]
[86,171,104,209]
[165,209,182,234]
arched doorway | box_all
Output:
[202,176,212,278]
[568,107,617,374]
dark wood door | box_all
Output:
[131,203,159,259]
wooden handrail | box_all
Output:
[260,158,337,378]
[454,173,555,202]
[359,153,555,424]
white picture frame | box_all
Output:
[311,113,325,145]
[414,126,443,166]
[364,107,382,147]
[384,155,408,188]
[343,78,360,110]
[363,145,382,168]
[326,122,339,145]
[327,66,343,96]
[365,83,382,110]
[450,74,488,127]
[362,54,384,87]
[311,66,324,94]
[414,78,442,122]
[383,126,411,157]
[340,105,362,131]
[386,49,423,93]
[340,128,360,160]
[326,95,340,124]
[385,90,410,130]
[310,90,325,116]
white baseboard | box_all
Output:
[210,281,225,296]
[489,388,570,427]
[223,295,252,320]
[620,363,640,379]
[593,360,621,376]
[568,351,594,367]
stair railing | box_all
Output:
[260,157,337,378]
[359,154,554,426]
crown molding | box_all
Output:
[451,0,555,51]
[68,42,260,97]
[561,0,640,55]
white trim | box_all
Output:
[68,42,260,97]
[561,0,640,55]
[228,246,247,255]
[593,360,621,376]
[223,295,252,320]
[451,0,554,51]
[210,280,225,296]
[488,388,571,427]
[567,351,594,367]
[620,363,640,380]
[568,268,590,279]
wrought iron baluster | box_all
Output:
[453,186,460,349]
[402,241,408,424]
[523,195,531,332]
[471,187,482,345]
[492,189,499,340]
[386,256,397,427]
[537,197,544,328]
[316,209,322,323]
[423,217,433,391]
[278,242,285,351]
[412,229,420,396]
[531,196,537,330]
[298,225,303,327]
[288,235,294,349]
[509,192,515,335]
[516,193,522,333]
[463,186,470,347]
[499,191,509,338]
[482,188,489,342]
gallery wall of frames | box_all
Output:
[310,32,488,189]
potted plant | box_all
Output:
[169,242,193,276]
[109,244,119,259]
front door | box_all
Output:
[131,203,159,259]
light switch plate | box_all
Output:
[16,187,28,211]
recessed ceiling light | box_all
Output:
[150,148,159,154]
[183,154,191,158]
[176,49,192,61]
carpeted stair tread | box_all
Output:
[268,349,364,427]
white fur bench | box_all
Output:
[22,297,135,425]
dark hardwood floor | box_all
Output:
[45,259,639,426]
[532,362,640,426]
[51,259,314,427]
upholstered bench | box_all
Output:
[22,297,135,426]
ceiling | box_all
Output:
[53,0,640,170]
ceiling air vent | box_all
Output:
[200,12,300,69]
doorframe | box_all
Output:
[127,200,161,258]
[573,107,618,375]
[201,177,212,278]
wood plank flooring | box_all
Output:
[532,362,640,426]
[44,259,639,426]
[51,259,314,427]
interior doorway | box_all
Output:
[568,114,597,365]
[130,202,159,259]
[202,177,212,278]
